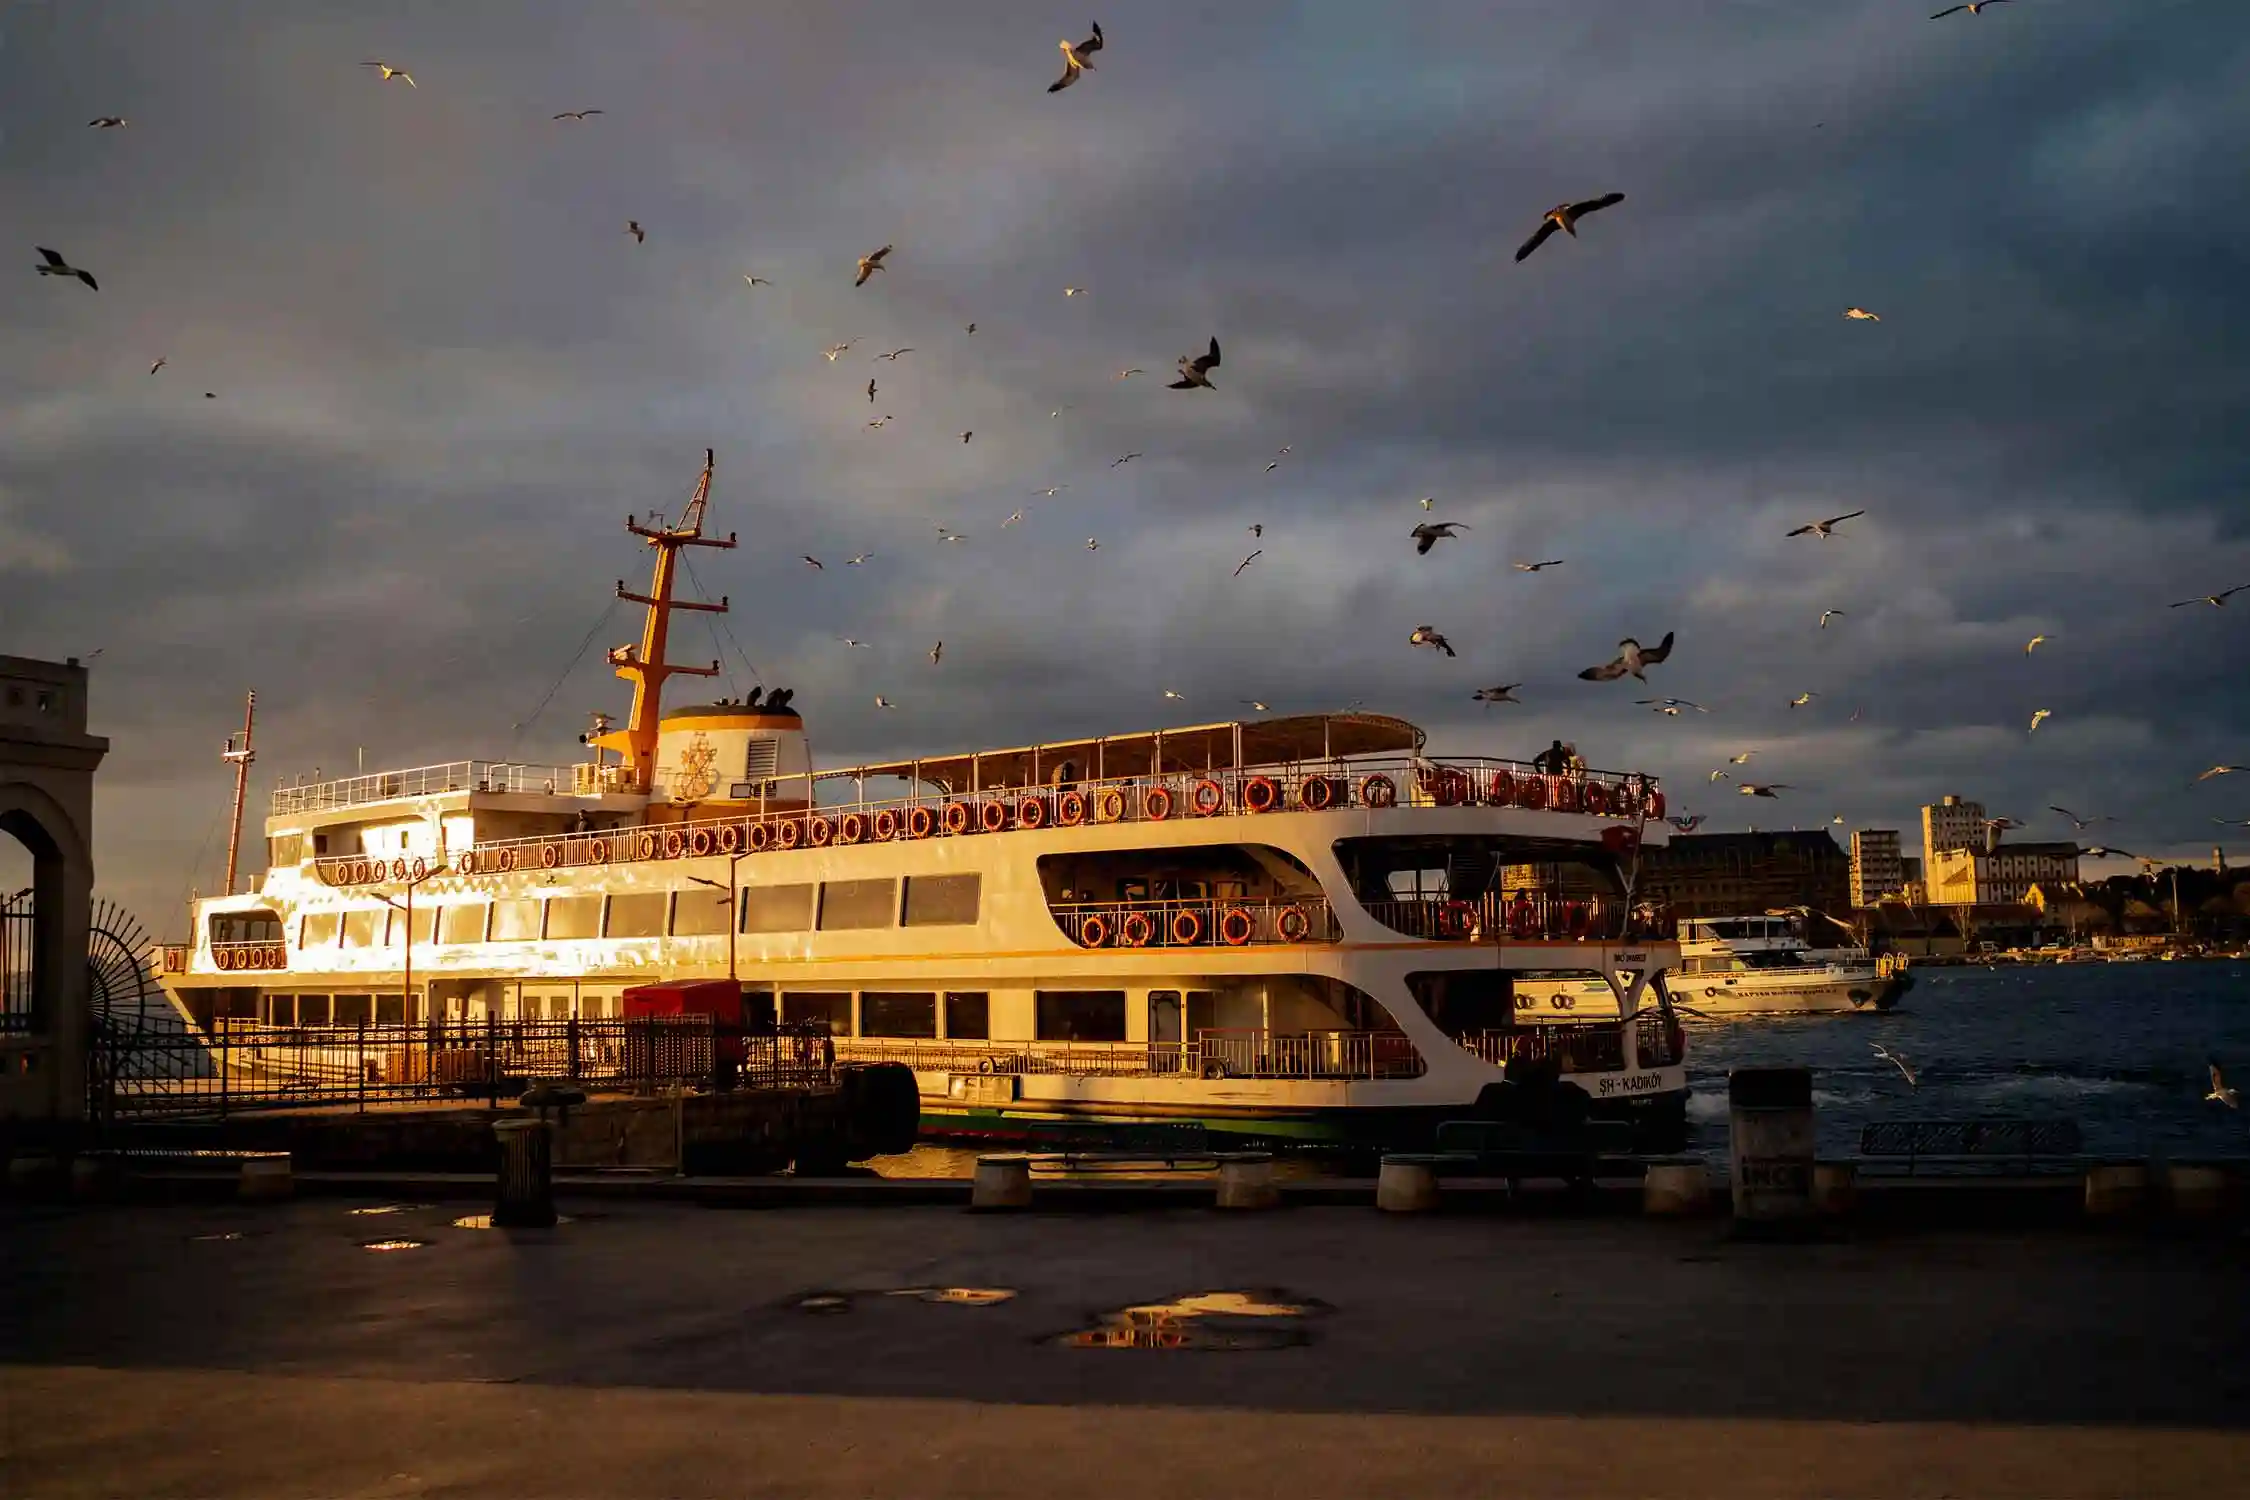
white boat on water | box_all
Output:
[1672,914,1903,1017]
[156,450,1694,1150]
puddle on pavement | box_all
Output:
[348,1204,430,1217]
[792,1286,1017,1314]
[1056,1290,1330,1351]
[188,1231,244,1242]
[451,1213,576,1230]
[794,1292,855,1314]
[360,1238,426,1252]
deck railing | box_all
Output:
[270,760,584,816]
[1456,1024,1628,1075]
[1050,896,1343,949]
[835,1027,1427,1081]
[1360,894,1671,945]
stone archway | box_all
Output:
[1,657,110,1123]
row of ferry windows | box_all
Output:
[288,875,981,950]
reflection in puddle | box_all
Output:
[189,1231,244,1242]
[451,1214,575,1230]
[886,1286,1017,1306]
[349,1204,429,1217]
[361,1239,425,1252]
[795,1292,854,1314]
[1057,1290,1329,1351]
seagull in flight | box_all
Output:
[1473,684,1523,704]
[2207,1061,2239,1109]
[1111,452,1142,467]
[1233,549,1262,577]
[1241,699,1271,712]
[1410,522,1469,555]
[1790,692,1819,708]
[553,109,604,120]
[1709,770,1731,783]
[2029,708,2052,732]
[1036,485,1068,497]
[2025,634,2048,654]
[1843,307,1881,322]
[1638,698,1707,713]
[362,61,417,87]
[88,117,129,129]
[1065,286,1089,297]
[960,431,974,444]
[801,556,824,570]
[854,244,892,287]
[2196,765,2244,781]
[1086,538,1100,551]
[845,553,872,566]
[1048,22,1105,94]
[838,637,872,649]
[2049,807,2111,831]
[966,323,977,334]
[1170,338,1221,390]
[627,220,646,243]
[1931,0,2011,16]
[148,358,166,375]
[2170,584,2248,608]
[1263,446,1292,473]
[2079,845,2139,860]
[1729,751,1758,765]
[876,347,914,361]
[1163,689,1187,702]
[1787,510,1865,539]
[34,248,97,291]
[1514,559,1564,572]
[867,378,878,403]
[823,341,859,361]
[874,696,896,709]
[930,641,944,664]
[1819,609,1846,629]
[1248,524,1264,538]
[1420,497,1436,511]
[1738,783,1792,799]
[743,274,773,286]
[1409,625,1458,658]
[1002,509,1024,528]
[1514,192,1626,262]
[1872,1044,1918,1087]
[866,416,893,429]
[1578,631,1675,683]
[1116,368,1143,380]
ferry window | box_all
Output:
[672,888,732,937]
[944,992,990,1040]
[1407,971,1512,1039]
[545,896,601,941]
[819,878,898,931]
[740,883,814,934]
[302,911,341,948]
[392,906,436,947]
[781,991,851,1034]
[860,991,938,1038]
[266,994,296,1026]
[297,993,332,1026]
[605,892,669,939]
[333,993,373,1027]
[490,899,542,943]
[374,992,410,1025]
[439,904,490,945]
[903,873,981,927]
[341,909,381,948]
[1035,990,1127,1043]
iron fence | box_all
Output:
[88,1016,838,1121]
[2,890,33,1032]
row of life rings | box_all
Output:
[212,944,286,970]
[325,855,430,886]
[1075,904,1313,948]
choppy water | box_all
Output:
[874,961,2250,1176]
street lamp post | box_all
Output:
[686,849,755,983]
[371,859,447,1033]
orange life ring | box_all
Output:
[979,799,1008,834]
[747,821,772,852]
[1517,778,1549,811]
[872,808,900,842]
[496,848,518,873]
[384,857,403,881]
[1361,774,1398,808]
[1191,779,1225,817]
[1056,790,1088,826]
[1510,902,1538,939]
[661,829,685,859]
[1077,913,1110,949]
[410,856,428,881]
[587,838,609,864]
[689,827,715,857]
[636,833,658,861]
[1120,911,1155,947]
[1171,908,1204,945]
[1487,771,1515,806]
[837,812,865,845]
[1552,780,1581,814]
[808,816,834,847]
[1584,783,1609,816]
[1095,787,1127,823]
[1648,788,1667,820]
[1422,768,1465,807]
[943,802,971,836]
[1242,776,1279,813]
[908,806,936,840]
[1219,907,1255,946]
[1012,795,1044,829]
[1300,775,1336,811]
[1439,900,1476,938]
[215,947,233,971]
[539,843,561,870]
[716,824,741,855]
[1142,786,1173,821]
[455,851,477,876]
[1276,905,1311,943]
[776,818,802,850]
[267,944,286,968]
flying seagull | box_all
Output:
[866,416,892,429]
[867,378,877,403]
[1048,21,1105,93]
[744,274,772,286]
[2079,846,2138,860]
[1820,609,1846,629]
[2170,584,2248,608]
[1514,193,1626,263]
[1844,307,1881,322]
[2049,806,2111,831]
[1409,626,1457,658]
[854,244,892,287]
[874,696,896,709]
[1578,631,1675,683]
[1170,338,1221,390]
[2195,765,2244,781]
[1241,699,1271,712]
[1645,703,1688,717]
[1002,509,1024,528]
[822,341,858,361]
[1086,538,1100,551]
[2207,1062,2239,1109]
[845,553,872,566]
[802,556,824,570]
[1037,486,1068,498]
[1872,1044,1918,1087]
[1729,751,1757,765]
[1420,497,1435,511]
[362,62,417,87]
[1163,689,1186,702]
[34,248,97,290]
[960,431,973,444]
[1787,510,1865,539]
[1233,549,1262,577]
[1248,524,1264,538]
[838,637,872,648]
[553,109,604,120]
[1117,368,1144,380]
[2029,708,2052,732]
[627,220,646,243]
[1514,560,1564,572]
[1410,521,1469,555]
[1638,698,1707,713]
[930,641,943,664]
[1931,0,2010,16]
[88,117,128,129]
[1709,771,1731,783]
[1473,684,1523,704]
[1065,286,1088,297]
[876,347,914,361]
[2026,634,2048,654]
[966,323,977,334]
[1790,692,1819,708]
[148,358,166,374]
[1111,452,1141,467]
[1738,783,1792,799]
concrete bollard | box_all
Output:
[70,1155,119,1202]
[1812,1161,1857,1217]
[492,1118,556,1227]
[1376,1156,1442,1213]
[2165,1163,2230,1219]
[6,1153,62,1198]
[1641,1159,1710,1216]
[970,1154,1033,1211]
[1729,1068,1816,1229]
[1215,1154,1279,1211]
[237,1154,294,1203]
[2083,1161,2149,1219]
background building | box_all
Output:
[1636,831,1851,928]
[1900,856,1926,905]
[1921,794,1987,865]
[1925,841,2081,906]
[1849,828,1905,906]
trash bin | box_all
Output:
[1728,1067,1814,1229]
[493,1117,556,1228]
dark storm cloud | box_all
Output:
[3,0,2247,926]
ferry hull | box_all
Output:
[1677,971,1903,1018]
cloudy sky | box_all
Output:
[3,0,2246,935]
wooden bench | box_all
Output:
[1857,1119,2083,1177]
[1422,1118,1641,1193]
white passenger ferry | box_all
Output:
[159,451,1692,1150]
[1673,914,1903,1017]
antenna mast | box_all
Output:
[221,691,257,895]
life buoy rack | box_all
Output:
[539,843,561,870]
[587,838,609,864]
[776,818,802,850]
[979,799,1008,834]
[1300,775,1337,811]
[1241,775,1279,814]
[747,821,772,852]
[942,802,971,836]
[1095,787,1127,823]
[496,848,519,873]
[1016,795,1047,829]
[1120,910,1155,947]
[1438,900,1476,939]
[661,829,685,860]
[716,824,741,855]
[1584,783,1609,816]
[1170,908,1205,945]
[1276,904,1311,943]
[455,851,478,876]
[1509,902,1538,939]
[1488,770,1516,806]
[908,806,936,840]
[1143,786,1173,821]
[1056,790,1088,827]
[1517,778,1549,811]
[688,827,715,858]
[1190,779,1225,817]
[808,816,834,847]
[1219,906,1255,946]
[837,812,866,845]
[872,808,900,842]
[1077,913,1110,948]
[636,833,658,862]
[1361,774,1398,809]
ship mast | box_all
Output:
[221,691,256,895]
[598,448,736,791]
